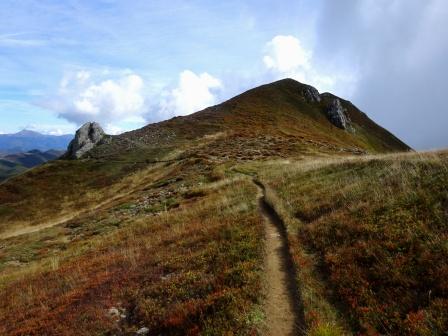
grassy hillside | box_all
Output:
[0,150,63,183]
[0,79,410,235]
[1,149,446,335]
[251,151,448,335]
[3,149,63,168]
[0,159,27,182]
[0,174,265,335]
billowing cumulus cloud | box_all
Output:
[263,35,312,74]
[44,70,147,133]
[262,35,355,96]
[153,70,222,120]
[41,69,223,133]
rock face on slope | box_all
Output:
[64,122,105,159]
[301,85,321,103]
[325,98,352,130]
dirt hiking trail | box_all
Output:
[254,180,305,336]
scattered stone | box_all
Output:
[301,85,321,103]
[108,307,120,318]
[161,272,175,281]
[325,99,352,131]
[107,306,127,321]
[136,327,149,335]
[64,122,105,159]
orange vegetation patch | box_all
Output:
[0,179,264,335]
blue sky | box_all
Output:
[0,0,447,149]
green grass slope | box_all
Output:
[0,150,63,183]
[4,149,63,168]
[0,159,27,182]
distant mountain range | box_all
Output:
[1,149,65,167]
[0,130,71,182]
[0,130,73,154]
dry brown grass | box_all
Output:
[255,150,448,335]
[0,158,179,238]
[0,176,265,335]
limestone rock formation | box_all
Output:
[325,99,352,130]
[64,122,105,159]
[301,85,321,103]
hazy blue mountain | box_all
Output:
[0,130,73,154]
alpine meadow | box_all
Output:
[1,1,447,335]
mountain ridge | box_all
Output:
[0,130,73,154]
[83,78,410,160]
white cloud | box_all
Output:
[0,32,77,48]
[263,35,311,73]
[0,33,47,47]
[104,124,124,135]
[45,70,147,127]
[263,35,356,96]
[156,70,222,119]
[25,123,76,135]
[42,69,223,133]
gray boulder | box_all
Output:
[64,122,105,159]
[325,99,352,130]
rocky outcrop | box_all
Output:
[64,122,105,159]
[325,99,352,131]
[301,85,321,103]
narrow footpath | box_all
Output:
[254,180,305,336]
